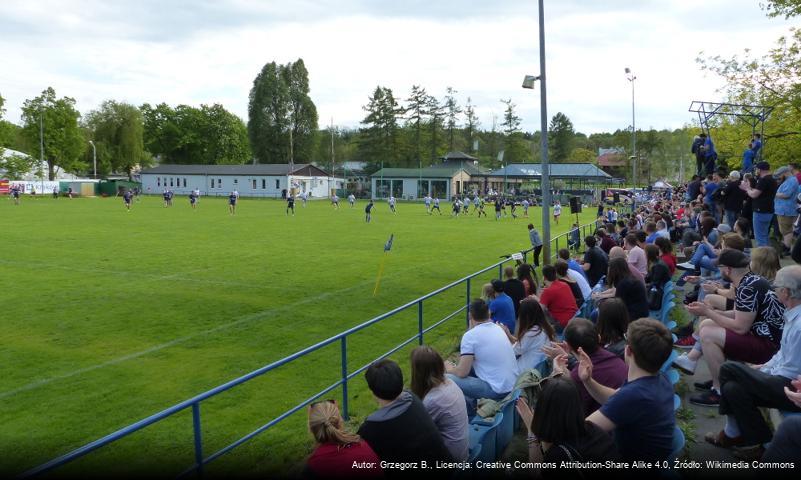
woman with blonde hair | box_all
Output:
[305,400,383,477]
[750,246,780,281]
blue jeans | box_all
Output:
[446,373,507,417]
[725,210,739,228]
[690,243,719,272]
[753,212,774,247]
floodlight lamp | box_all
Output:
[624,67,630,74]
[522,75,540,89]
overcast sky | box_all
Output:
[0,0,793,135]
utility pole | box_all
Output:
[538,0,552,264]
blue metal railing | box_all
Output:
[23,220,600,478]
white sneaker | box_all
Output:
[676,262,698,271]
[673,353,697,375]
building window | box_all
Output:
[170,178,174,187]
[210,178,214,189]
[183,178,187,188]
[157,177,160,187]
[234,178,238,184]
[218,179,222,188]
[252,179,257,189]
[275,179,280,189]
[262,179,266,189]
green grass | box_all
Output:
[0,194,595,476]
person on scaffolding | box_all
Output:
[692,133,706,176]
[702,134,718,176]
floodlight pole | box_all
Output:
[538,0,552,264]
[89,140,97,179]
[39,106,45,189]
[625,68,637,189]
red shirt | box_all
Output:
[306,442,384,478]
[539,280,579,327]
[661,253,677,275]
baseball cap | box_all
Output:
[756,161,771,171]
[716,224,732,234]
[717,249,751,268]
[775,166,791,177]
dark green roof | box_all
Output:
[371,167,468,178]
[488,163,611,179]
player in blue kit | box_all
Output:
[123,189,133,211]
[365,200,374,223]
[286,194,295,216]
[228,191,237,215]
[11,185,21,205]
[189,190,198,209]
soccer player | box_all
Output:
[510,200,518,219]
[52,187,58,199]
[522,198,530,217]
[123,189,133,211]
[301,191,308,207]
[11,185,20,205]
[228,191,237,215]
[365,199,374,223]
[477,197,487,218]
[451,197,461,216]
[348,193,356,207]
[163,189,170,208]
[473,195,480,213]
[424,195,432,214]
[494,197,503,220]
[388,195,397,213]
[193,188,200,205]
[553,200,562,224]
[67,187,73,199]
[189,190,198,209]
[287,194,295,216]
[432,197,442,215]
[332,194,340,209]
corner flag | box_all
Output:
[374,233,394,296]
[384,234,394,252]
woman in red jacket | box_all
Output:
[305,400,383,478]
[654,237,677,276]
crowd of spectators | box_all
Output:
[302,150,801,476]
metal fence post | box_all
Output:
[340,337,349,420]
[498,263,503,279]
[466,278,471,328]
[191,403,204,477]
[418,301,424,345]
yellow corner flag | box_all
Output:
[373,234,394,296]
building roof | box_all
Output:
[371,167,468,179]
[140,163,331,177]
[440,151,479,162]
[488,163,612,179]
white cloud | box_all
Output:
[0,0,795,137]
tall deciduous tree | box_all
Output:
[21,87,86,180]
[84,100,152,177]
[248,61,289,163]
[281,59,319,163]
[548,112,575,162]
[443,87,461,151]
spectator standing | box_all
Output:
[707,265,801,458]
[358,360,453,471]
[742,162,778,247]
[305,400,383,478]
[692,135,706,176]
[721,171,746,227]
[528,224,544,267]
[774,165,799,254]
[446,300,518,416]
[410,346,469,462]
[742,142,755,174]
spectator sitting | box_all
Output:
[597,298,630,360]
[593,257,650,321]
[624,233,648,277]
[675,249,786,406]
[530,265,579,330]
[517,263,539,297]
[733,217,752,249]
[762,375,801,463]
[410,346,469,461]
[654,237,677,276]
[655,220,670,241]
[644,244,672,291]
[358,360,453,470]
[609,246,645,285]
[305,400,383,478]
[503,266,526,318]
[707,265,801,459]
[446,299,518,416]
[597,228,616,254]
[488,279,516,333]
[676,224,732,274]
[515,375,620,477]
[555,260,585,309]
[498,298,556,372]
[581,236,609,288]
[578,318,675,462]
[559,248,588,281]
[557,258,591,303]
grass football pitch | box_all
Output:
[0,194,596,475]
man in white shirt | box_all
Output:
[446,299,518,416]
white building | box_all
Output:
[139,164,344,198]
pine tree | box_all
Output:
[443,87,462,151]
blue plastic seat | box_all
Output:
[661,350,677,373]
[495,390,521,456]
[468,443,482,462]
[468,412,503,462]
[674,394,681,411]
[666,369,680,385]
